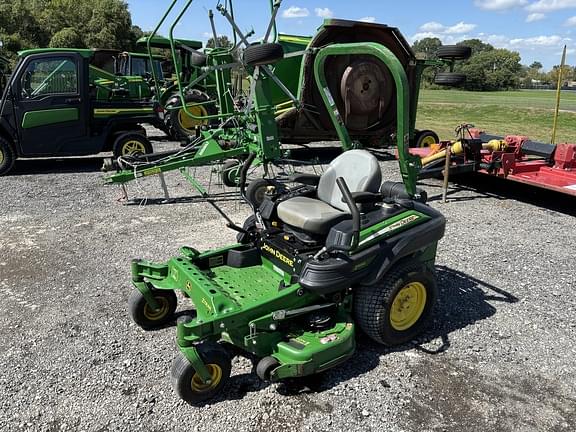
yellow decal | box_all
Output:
[186,280,192,290]
[201,297,212,313]
[261,243,294,267]
[171,268,179,282]
[140,167,161,177]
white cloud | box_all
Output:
[417,21,477,36]
[282,6,309,18]
[526,0,576,12]
[526,12,546,21]
[474,0,528,10]
[420,21,445,32]
[565,15,576,26]
[358,16,376,23]
[315,7,333,18]
[446,22,478,33]
[510,34,569,47]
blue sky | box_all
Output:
[128,0,575,69]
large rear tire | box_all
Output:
[354,260,438,345]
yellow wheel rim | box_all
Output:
[178,105,208,131]
[419,135,437,148]
[143,296,169,321]
[0,148,4,164]
[390,282,427,331]
[191,364,222,392]
[121,140,147,156]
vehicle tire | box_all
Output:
[113,133,153,158]
[434,72,466,86]
[236,214,258,243]
[246,178,271,208]
[244,43,284,67]
[414,130,440,148]
[222,160,241,187]
[0,137,16,176]
[437,45,472,61]
[167,90,216,140]
[354,260,438,346]
[128,289,177,330]
[190,50,207,67]
[256,356,280,382]
[171,342,231,405]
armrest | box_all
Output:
[344,191,382,204]
[289,173,320,186]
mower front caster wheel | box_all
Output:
[128,289,177,330]
[354,260,438,346]
[256,356,280,382]
[171,342,231,405]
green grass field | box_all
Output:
[416,89,576,143]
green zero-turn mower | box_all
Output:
[125,3,447,404]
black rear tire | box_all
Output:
[434,72,466,86]
[437,45,472,60]
[171,342,231,405]
[0,137,16,176]
[354,260,438,346]
[244,43,284,67]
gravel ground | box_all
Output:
[1,128,575,432]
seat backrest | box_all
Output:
[317,150,382,211]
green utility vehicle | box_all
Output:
[0,48,163,175]
[122,0,453,405]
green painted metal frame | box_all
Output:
[313,42,421,196]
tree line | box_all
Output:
[0,0,143,63]
[412,37,575,91]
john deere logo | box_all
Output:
[261,243,294,267]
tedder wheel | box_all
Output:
[246,178,271,208]
[221,160,241,187]
[128,289,177,330]
[168,90,216,140]
[244,43,284,67]
[0,136,16,176]
[354,260,438,346]
[437,45,472,61]
[434,72,466,87]
[171,342,231,405]
[414,130,440,148]
[113,133,153,159]
[256,356,280,382]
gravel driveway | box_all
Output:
[1,131,575,432]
